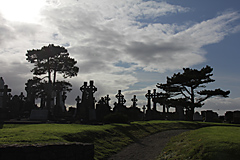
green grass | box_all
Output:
[1,124,113,145]
[158,126,240,160]
[0,121,238,160]
[0,121,200,159]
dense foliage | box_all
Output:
[157,65,230,120]
[25,44,79,106]
[26,44,79,84]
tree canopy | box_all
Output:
[157,65,230,120]
[26,44,79,84]
[25,44,79,109]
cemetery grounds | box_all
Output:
[0,120,239,160]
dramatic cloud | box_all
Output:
[0,0,240,111]
[40,0,240,74]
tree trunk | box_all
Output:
[53,63,57,85]
[47,57,52,83]
[188,87,195,121]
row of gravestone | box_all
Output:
[0,77,170,123]
[0,77,66,121]
[75,81,143,123]
[0,77,36,121]
[0,77,189,123]
[1,78,227,124]
[62,81,188,123]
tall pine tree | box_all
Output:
[26,44,79,109]
[157,65,230,120]
[26,44,79,85]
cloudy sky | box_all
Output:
[0,0,240,115]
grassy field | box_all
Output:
[0,121,201,159]
[0,121,238,160]
[158,126,240,160]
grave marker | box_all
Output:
[96,96,112,121]
[75,96,81,105]
[87,80,97,110]
[115,90,126,105]
[145,90,151,111]
[0,85,11,109]
[131,95,138,108]
[193,112,203,121]
[0,78,5,109]
[29,110,49,121]
[142,105,146,120]
[80,82,88,105]
[151,89,157,111]
[19,92,25,101]
[78,81,97,122]
[104,95,111,106]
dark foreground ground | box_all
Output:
[108,129,189,160]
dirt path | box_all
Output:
[108,129,189,160]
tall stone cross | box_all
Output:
[145,90,151,111]
[88,81,97,95]
[0,85,11,97]
[131,95,138,108]
[115,90,126,105]
[87,80,97,109]
[75,96,81,109]
[0,85,11,108]
[104,95,111,106]
[142,105,146,113]
[151,89,158,111]
[80,82,88,103]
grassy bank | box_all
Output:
[158,126,240,160]
[0,121,199,159]
[0,121,237,160]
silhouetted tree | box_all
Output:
[26,44,79,109]
[157,65,230,120]
[25,77,42,98]
[26,44,79,84]
[25,77,72,99]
